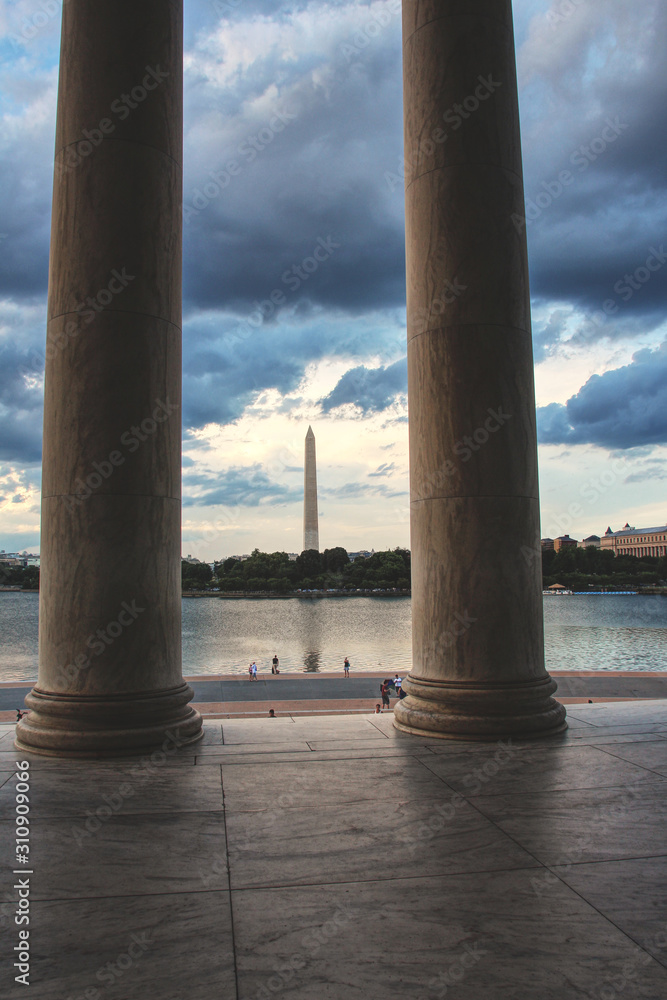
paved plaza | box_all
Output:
[2,700,667,998]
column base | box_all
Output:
[393,673,567,741]
[15,682,203,758]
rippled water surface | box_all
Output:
[1,592,666,682]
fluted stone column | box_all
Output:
[394,0,566,739]
[303,426,320,552]
[16,0,202,756]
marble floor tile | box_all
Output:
[232,869,667,999]
[470,780,667,865]
[0,762,224,818]
[552,857,667,969]
[221,717,296,744]
[196,747,435,766]
[196,740,313,755]
[424,726,667,755]
[422,743,664,795]
[305,737,429,751]
[1,890,235,1000]
[0,770,13,788]
[195,723,224,745]
[567,703,667,727]
[596,740,667,776]
[0,748,196,769]
[0,811,228,900]
[222,756,538,888]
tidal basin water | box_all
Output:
[0,592,666,682]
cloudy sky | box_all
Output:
[0,0,666,559]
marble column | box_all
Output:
[303,426,320,552]
[16,0,202,756]
[394,0,566,739]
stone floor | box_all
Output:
[2,701,667,998]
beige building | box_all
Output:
[578,535,601,549]
[601,523,667,557]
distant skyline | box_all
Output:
[0,0,666,560]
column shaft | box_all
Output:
[16,0,202,756]
[394,0,566,739]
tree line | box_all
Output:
[542,546,667,590]
[182,547,411,593]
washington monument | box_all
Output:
[303,425,319,552]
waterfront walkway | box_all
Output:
[2,671,667,722]
[2,700,667,997]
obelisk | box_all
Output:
[16,0,202,756]
[394,0,566,740]
[303,426,319,552]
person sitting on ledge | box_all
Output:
[374,704,382,714]
[268,708,276,718]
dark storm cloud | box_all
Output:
[537,341,667,449]
[183,462,301,507]
[2,0,667,462]
[182,5,405,316]
[319,356,407,414]
[518,2,667,326]
[0,344,44,463]
[182,309,405,429]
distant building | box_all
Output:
[553,535,578,552]
[578,535,601,549]
[349,550,375,561]
[600,523,667,557]
[540,538,554,551]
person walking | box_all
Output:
[394,674,402,695]
[343,656,350,677]
[271,654,280,675]
[250,661,258,681]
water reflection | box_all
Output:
[1,592,666,682]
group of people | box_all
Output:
[376,674,404,711]
[248,653,281,679]
[248,655,406,714]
